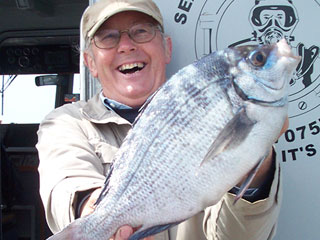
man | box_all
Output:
[37,0,285,239]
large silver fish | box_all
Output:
[48,39,300,240]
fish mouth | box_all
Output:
[118,62,146,74]
[276,39,301,61]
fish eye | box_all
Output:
[248,50,267,67]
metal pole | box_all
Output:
[1,75,4,116]
[80,0,102,101]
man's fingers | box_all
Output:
[114,225,134,240]
[90,187,102,204]
[111,225,156,240]
[80,187,102,217]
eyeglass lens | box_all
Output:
[93,23,158,49]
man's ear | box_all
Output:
[164,36,173,64]
[84,52,98,78]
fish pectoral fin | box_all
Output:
[233,155,266,204]
[201,107,256,165]
[129,221,183,240]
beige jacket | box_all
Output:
[37,93,282,240]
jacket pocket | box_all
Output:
[94,141,119,174]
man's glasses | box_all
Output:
[93,23,161,49]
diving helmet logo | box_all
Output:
[194,0,320,118]
[249,0,298,45]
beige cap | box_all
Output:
[81,0,163,40]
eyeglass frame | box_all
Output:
[91,22,163,50]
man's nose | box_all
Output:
[117,32,137,53]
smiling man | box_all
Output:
[83,10,171,108]
[37,0,284,240]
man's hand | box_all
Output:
[80,188,154,240]
[80,187,102,217]
[110,226,133,240]
[238,117,289,188]
[247,117,289,187]
[111,226,154,240]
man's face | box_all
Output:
[84,11,172,107]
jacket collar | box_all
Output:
[80,93,130,125]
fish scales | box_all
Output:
[47,40,300,240]
[91,69,241,232]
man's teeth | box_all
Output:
[119,63,145,72]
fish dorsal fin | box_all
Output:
[201,107,256,165]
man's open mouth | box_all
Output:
[118,62,146,74]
